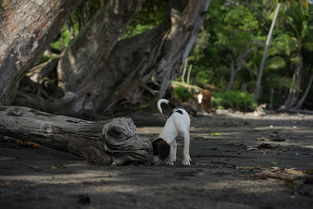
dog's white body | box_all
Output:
[157,99,191,166]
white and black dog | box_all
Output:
[152,99,191,166]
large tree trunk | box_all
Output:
[52,0,211,115]
[0,0,81,105]
[153,0,211,96]
[0,106,152,166]
[56,0,144,115]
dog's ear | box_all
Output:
[152,138,170,161]
[152,139,160,155]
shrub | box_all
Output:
[212,90,256,112]
[174,85,193,102]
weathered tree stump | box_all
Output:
[0,106,152,166]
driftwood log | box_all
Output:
[0,106,152,166]
[253,169,313,181]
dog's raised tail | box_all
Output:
[157,99,176,114]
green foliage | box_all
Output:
[304,42,313,50]
[183,0,313,110]
[174,86,193,102]
[188,0,262,92]
[50,24,78,51]
[194,69,214,86]
[212,90,256,111]
[290,56,302,64]
[266,56,286,71]
[265,74,295,90]
[223,5,259,32]
[121,0,168,39]
[121,24,155,39]
[39,55,57,64]
[269,33,297,56]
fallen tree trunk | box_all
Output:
[0,106,152,166]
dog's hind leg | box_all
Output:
[167,141,177,166]
[181,131,191,166]
[172,113,191,166]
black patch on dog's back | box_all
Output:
[176,109,183,114]
[168,107,184,117]
[168,108,184,117]
[152,138,170,161]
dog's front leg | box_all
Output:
[167,142,177,166]
[182,131,191,166]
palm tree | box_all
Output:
[281,0,313,110]
[254,2,281,102]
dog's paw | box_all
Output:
[167,161,174,166]
[182,157,191,166]
[167,159,175,166]
[111,161,118,166]
[167,156,176,166]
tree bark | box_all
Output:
[55,0,144,114]
[0,106,152,166]
[293,70,313,109]
[54,0,211,115]
[154,0,211,96]
[0,0,81,105]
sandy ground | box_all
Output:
[1,112,313,209]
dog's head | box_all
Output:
[152,138,170,165]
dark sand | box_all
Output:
[1,112,313,209]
